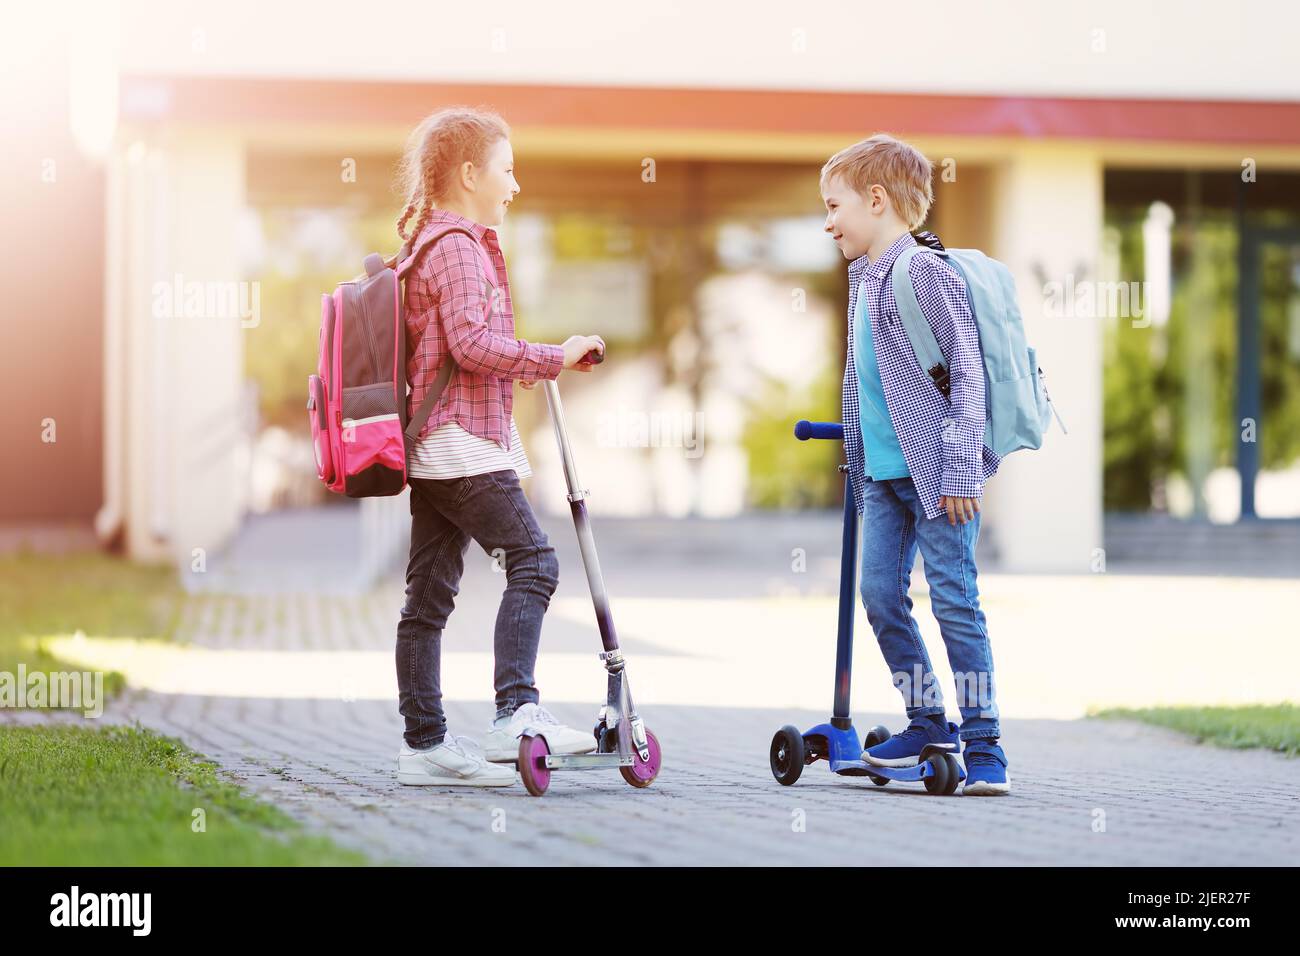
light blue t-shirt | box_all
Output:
[853,281,910,480]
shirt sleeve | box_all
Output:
[907,253,986,499]
[421,233,565,381]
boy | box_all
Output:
[820,133,1009,795]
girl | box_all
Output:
[393,106,605,787]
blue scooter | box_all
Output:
[768,420,964,796]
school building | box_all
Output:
[6,3,1299,574]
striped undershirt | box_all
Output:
[406,417,532,480]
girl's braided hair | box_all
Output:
[387,106,510,267]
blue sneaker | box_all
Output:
[862,717,959,767]
[962,738,1010,795]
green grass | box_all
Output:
[0,724,368,865]
[0,552,370,865]
[1092,703,1300,757]
[0,550,181,701]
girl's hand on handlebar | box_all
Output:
[561,335,605,372]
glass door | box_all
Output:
[1237,228,1300,518]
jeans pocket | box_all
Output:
[452,474,476,508]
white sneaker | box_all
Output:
[396,734,517,787]
[482,702,597,762]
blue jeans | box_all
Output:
[396,469,559,749]
[858,476,1000,741]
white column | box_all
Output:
[118,131,247,568]
[982,146,1104,572]
[166,132,249,571]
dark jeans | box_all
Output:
[396,469,559,749]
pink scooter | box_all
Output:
[515,349,663,797]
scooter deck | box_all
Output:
[542,753,634,770]
[830,756,962,783]
[802,720,966,783]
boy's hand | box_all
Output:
[939,495,980,526]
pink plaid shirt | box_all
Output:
[405,210,565,448]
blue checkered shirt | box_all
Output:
[841,232,1001,519]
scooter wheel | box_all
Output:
[941,754,961,795]
[922,754,951,795]
[864,725,892,747]
[770,725,805,786]
[597,725,619,754]
[518,734,552,797]
[620,729,662,789]
[868,773,890,786]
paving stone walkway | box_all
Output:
[9,512,1299,865]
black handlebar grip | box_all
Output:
[581,347,605,365]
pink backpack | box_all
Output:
[306,225,475,497]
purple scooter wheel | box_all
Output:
[619,729,662,789]
[518,734,552,797]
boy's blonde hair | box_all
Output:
[820,133,934,231]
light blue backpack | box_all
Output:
[891,244,1067,456]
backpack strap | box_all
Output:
[890,243,952,399]
[404,355,454,448]
[395,224,482,448]
[396,224,479,281]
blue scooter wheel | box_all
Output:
[864,725,892,747]
[922,754,951,795]
[770,726,805,786]
[941,754,961,795]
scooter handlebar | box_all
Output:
[794,420,844,442]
